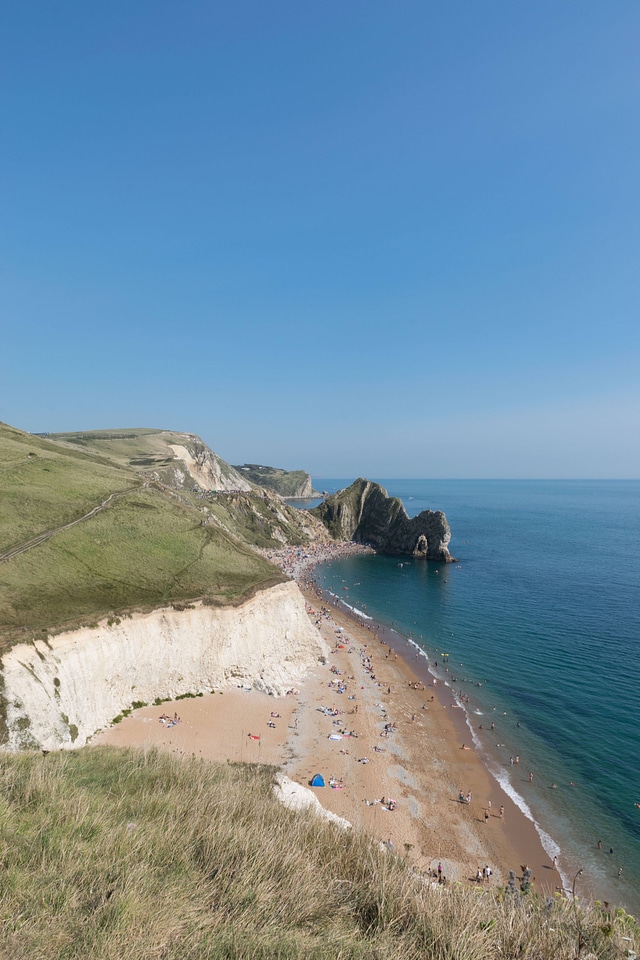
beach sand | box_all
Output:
[95,543,559,896]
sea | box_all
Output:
[295,480,640,914]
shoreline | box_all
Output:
[304,543,628,910]
[291,543,560,895]
[97,540,562,898]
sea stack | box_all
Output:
[311,479,454,561]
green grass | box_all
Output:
[0,486,284,649]
[0,423,291,648]
[233,464,315,497]
[48,427,170,467]
[207,491,317,548]
[0,747,636,960]
[49,428,246,489]
[0,423,139,552]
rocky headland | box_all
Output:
[311,478,454,561]
[233,463,320,498]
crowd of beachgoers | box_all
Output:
[98,535,564,898]
[260,540,374,581]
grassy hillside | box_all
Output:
[234,463,317,498]
[0,425,285,649]
[206,490,325,549]
[0,747,635,960]
[0,487,283,648]
[49,428,251,492]
[0,423,139,553]
[46,427,170,469]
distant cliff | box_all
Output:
[311,479,454,561]
[233,464,319,499]
[50,428,253,493]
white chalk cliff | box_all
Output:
[1,581,327,752]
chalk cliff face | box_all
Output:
[288,474,316,498]
[1,582,327,752]
[166,438,253,492]
[48,427,253,493]
[311,479,454,561]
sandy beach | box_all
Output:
[96,542,559,896]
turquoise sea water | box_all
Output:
[308,480,640,913]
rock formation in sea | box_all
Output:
[311,479,454,561]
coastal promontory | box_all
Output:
[233,463,320,498]
[311,478,454,561]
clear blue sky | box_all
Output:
[2,2,639,477]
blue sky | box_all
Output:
[2,2,639,477]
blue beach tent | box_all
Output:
[310,774,325,787]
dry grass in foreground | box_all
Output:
[0,747,637,959]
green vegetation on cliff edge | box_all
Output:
[0,747,635,960]
[233,463,317,498]
[0,424,287,650]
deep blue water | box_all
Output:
[309,480,640,913]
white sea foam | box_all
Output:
[326,590,372,620]
[341,600,371,620]
[407,638,429,660]
[462,709,563,880]
[350,606,372,620]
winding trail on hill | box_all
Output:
[0,486,141,563]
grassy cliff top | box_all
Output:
[0,422,140,552]
[0,424,285,648]
[233,463,316,497]
[46,427,173,469]
[48,427,250,490]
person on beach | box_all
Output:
[499,805,504,818]
[484,809,490,824]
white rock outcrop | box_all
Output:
[273,773,351,830]
[1,581,327,752]
[168,440,253,492]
